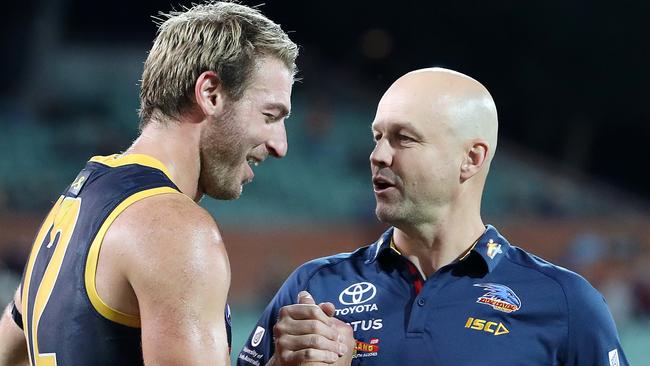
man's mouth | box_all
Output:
[242,156,262,185]
[372,176,395,192]
[246,157,260,167]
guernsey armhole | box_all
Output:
[84,186,180,328]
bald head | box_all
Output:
[370,68,498,228]
[379,67,498,163]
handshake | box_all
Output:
[267,291,356,366]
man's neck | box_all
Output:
[124,118,203,201]
[392,211,485,277]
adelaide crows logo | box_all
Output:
[473,283,521,313]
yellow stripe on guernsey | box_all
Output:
[22,197,64,366]
[21,197,64,325]
[89,154,176,186]
[25,197,82,366]
[85,186,179,328]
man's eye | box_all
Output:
[263,113,278,122]
[398,134,414,142]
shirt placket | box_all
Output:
[392,257,434,337]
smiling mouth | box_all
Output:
[246,157,260,167]
[242,157,262,185]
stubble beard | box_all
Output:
[376,201,406,226]
[375,193,429,228]
[198,106,247,200]
[375,188,409,225]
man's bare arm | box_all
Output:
[0,288,29,366]
[115,194,231,365]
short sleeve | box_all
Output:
[564,275,629,366]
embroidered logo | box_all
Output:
[474,283,521,313]
[251,326,265,347]
[486,239,503,259]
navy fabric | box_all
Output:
[238,226,628,365]
[22,159,177,366]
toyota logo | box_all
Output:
[339,282,377,305]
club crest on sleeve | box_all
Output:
[251,326,265,347]
[473,283,521,313]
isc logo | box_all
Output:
[465,317,509,336]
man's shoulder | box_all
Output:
[105,192,226,275]
[505,245,602,304]
[262,246,374,314]
[282,245,373,288]
[296,246,371,274]
[115,192,220,240]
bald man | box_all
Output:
[237,68,628,365]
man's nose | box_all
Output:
[370,139,392,167]
[267,120,288,158]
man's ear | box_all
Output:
[460,140,489,182]
[194,71,228,117]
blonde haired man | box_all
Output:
[0,2,346,365]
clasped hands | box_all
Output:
[267,291,355,366]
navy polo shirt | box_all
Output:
[238,225,628,365]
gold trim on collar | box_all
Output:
[389,237,402,255]
[458,237,481,262]
[89,154,175,185]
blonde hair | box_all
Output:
[139,1,298,126]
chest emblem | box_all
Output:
[473,283,521,313]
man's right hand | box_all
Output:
[267,291,354,366]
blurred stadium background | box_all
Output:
[1,0,648,364]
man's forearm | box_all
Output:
[0,302,29,366]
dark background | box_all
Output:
[2,0,648,199]
[1,1,649,362]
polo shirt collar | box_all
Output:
[365,227,395,263]
[365,225,510,273]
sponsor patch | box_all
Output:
[353,337,380,359]
[474,283,521,313]
[608,349,620,366]
[339,282,377,305]
[335,303,378,316]
[239,345,264,366]
[347,318,383,331]
[465,317,510,336]
[69,169,91,196]
[251,326,265,347]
